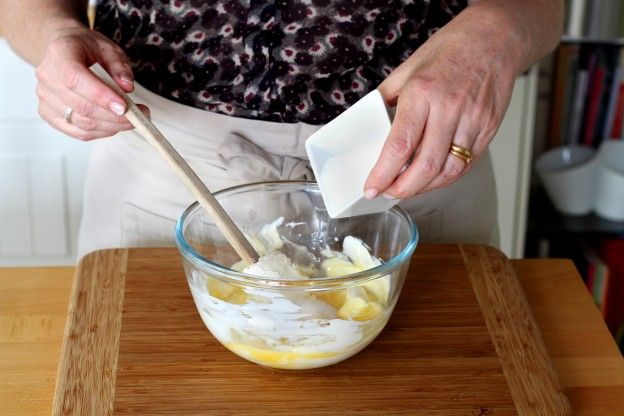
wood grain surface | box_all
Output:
[512,259,624,415]
[0,267,74,416]
[52,249,128,416]
[3,246,623,415]
[114,245,513,415]
[461,246,571,415]
[48,244,572,415]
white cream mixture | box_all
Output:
[188,217,394,369]
[241,251,307,280]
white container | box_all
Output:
[593,140,624,221]
[305,90,396,218]
[534,145,597,215]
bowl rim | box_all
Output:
[174,180,419,289]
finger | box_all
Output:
[383,104,459,199]
[37,83,134,132]
[38,82,150,125]
[39,82,124,122]
[63,103,134,134]
[38,102,119,141]
[421,152,470,193]
[62,84,150,122]
[420,120,477,192]
[363,88,429,199]
[377,53,419,107]
[135,104,151,119]
[420,153,472,193]
[65,102,151,132]
[35,35,131,117]
[54,58,127,117]
[97,42,135,92]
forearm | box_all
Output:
[0,0,88,65]
[461,0,564,73]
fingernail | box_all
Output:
[383,193,397,200]
[364,188,379,199]
[120,74,133,86]
[110,101,125,116]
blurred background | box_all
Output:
[0,38,92,267]
[527,0,624,351]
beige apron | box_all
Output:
[77,84,498,259]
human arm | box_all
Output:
[364,0,564,199]
[0,0,145,140]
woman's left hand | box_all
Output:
[363,11,521,200]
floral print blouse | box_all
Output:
[96,0,467,124]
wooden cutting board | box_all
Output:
[52,244,571,415]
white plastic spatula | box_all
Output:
[90,63,259,265]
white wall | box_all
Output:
[489,69,538,258]
[0,39,92,266]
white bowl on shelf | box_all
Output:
[534,145,597,215]
[593,140,624,221]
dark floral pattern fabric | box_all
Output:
[96,0,467,124]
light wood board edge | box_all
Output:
[52,249,129,416]
[460,244,572,416]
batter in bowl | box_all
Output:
[187,217,394,369]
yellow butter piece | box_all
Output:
[321,256,362,277]
[322,256,390,306]
[315,290,347,309]
[206,278,248,304]
[295,263,318,277]
[361,277,390,305]
[338,296,382,322]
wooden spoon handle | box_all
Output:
[90,63,258,265]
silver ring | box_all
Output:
[64,107,73,124]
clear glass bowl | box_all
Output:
[175,181,418,370]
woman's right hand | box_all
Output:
[35,26,148,141]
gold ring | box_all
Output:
[449,144,473,164]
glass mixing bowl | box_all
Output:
[175,181,418,370]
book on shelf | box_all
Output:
[604,48,624,139]
[596,238,624,338]
[568,61,589,144]
[548,45,578,147]
[579,238,624,340]
[580,47,606,146]
[589,47,620,147]
[566,45,595,144]
[547,42,624,149]
[609,82,624,138]
[565,0,587,38]
[564,0,624,41]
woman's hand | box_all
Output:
[35,25,148,141]
[364,23,518,200]
[363,6,527,200]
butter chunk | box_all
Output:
[321,256,361,277]
[338,296,382,322]
[207,278,248,304]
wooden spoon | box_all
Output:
[90,63,259,265]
